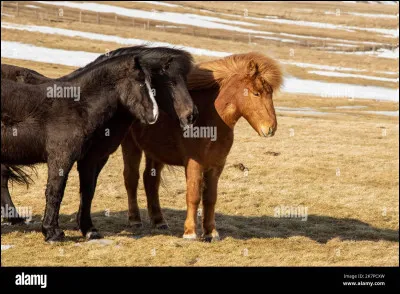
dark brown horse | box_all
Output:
[122,52,282,241]
[1,46,196,240]
[2,54,157,241]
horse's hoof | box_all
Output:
[155,223,169,230]
[45,229,65,242]
[182,233,197,240]
[202,231,220,243]
[86,230,102,240]
[129,221,143,229]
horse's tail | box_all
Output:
[2,165,36,187]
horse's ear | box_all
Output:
[248,60,258,77]
[161,56,173,71]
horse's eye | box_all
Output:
[253,92,260,96]
[139,83,144,88]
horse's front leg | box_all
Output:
[121,133,143,227]
[143,155,167,229]
[42,156,73,242]
[202,166,223,242]
[76,156,109,239]
[183,159,204,240]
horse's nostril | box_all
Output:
[187,111,198,124]
[268,127,275,137]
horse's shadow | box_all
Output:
[2,208,398,244]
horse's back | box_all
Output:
[1,64,49,84]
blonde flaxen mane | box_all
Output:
[187,52,283,92]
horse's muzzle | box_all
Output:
[180,105,198,128]
[261,127,275,137]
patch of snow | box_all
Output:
[328,43,358,48]
[281,60,363,72]
[347,12,398,19]
[1,22,230,58]
[279,32,385,46]
[375,47,399,58]
[283,76,399,102]
[259,16,399,38]
[155,25,185,28]
[1,40,99,67]
[255,35,299,43]
[276,106,330,116]
[334,105,367,109]
[25,4,40,9]
[1,13,14,17]
[2,39,398,102]
[1,245,15,251]
[130,1,179,7]
[294,8,313,13]
[364,110,399,116]
[308,70,399,83]
[282,60,398,76]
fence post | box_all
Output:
[16,2,19,17]
[79,10,82,23]
[96,12,99,24]
[132,18,135,27]
[115,14,117,25]
[147,19,150,30]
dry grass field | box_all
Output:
[1,1,399,267]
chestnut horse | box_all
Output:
[122,52,282,241]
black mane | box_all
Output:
[60,45,193,81]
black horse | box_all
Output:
[2,54,157,241]
[1,46,197,241]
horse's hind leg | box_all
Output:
[121,132,143,228]
[42,157,73,242]
[76,156,109,239]
[143,156,167,229]
[1,165,24,224]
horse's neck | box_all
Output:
[66,65,120,104]
[62,67,121,134]
[192,86,241,139]
[84,89,120,134]
[213,85,242,130]
[62,64,118,91]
